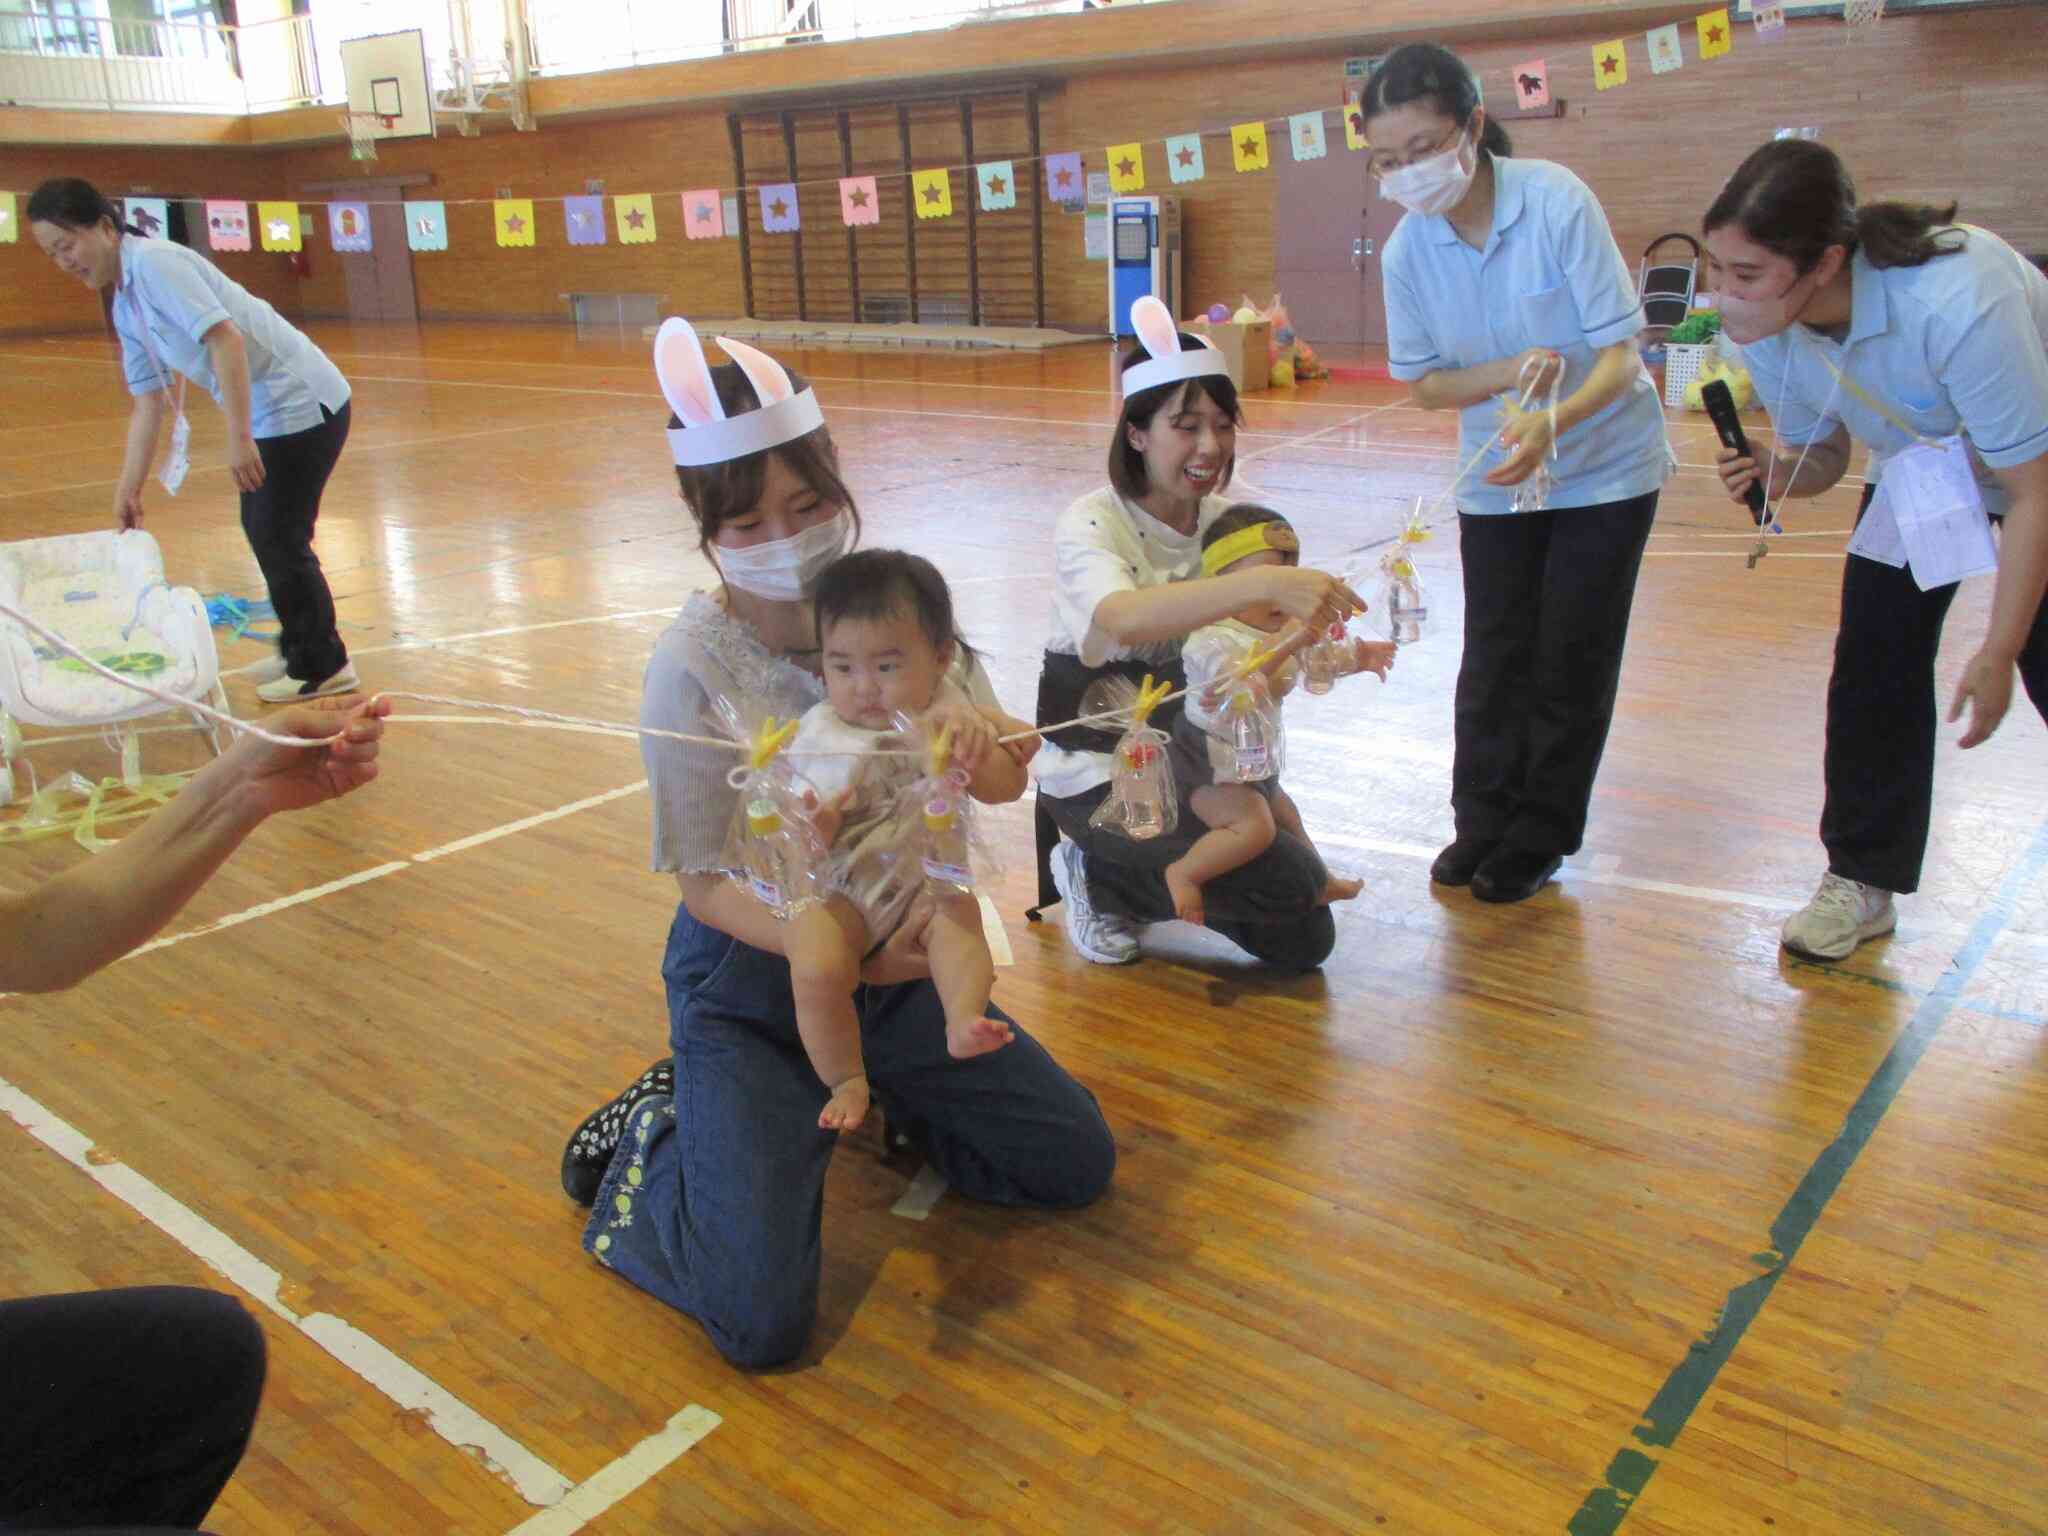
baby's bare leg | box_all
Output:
[1270,787,1362,904]
[926,891,1011,1058]
[1163,785,1277,926]
[784,899,876,1131]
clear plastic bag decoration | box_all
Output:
[1377,499,1431,646]
[1220,669,1284,784]
[1502,349,1561,514]
[1300,618,1350,695]
[712,695,828,918]
[888,716,997,897]
[1082,672,1179,841]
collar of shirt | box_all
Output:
[1420,154,1530,253]
[1842,248,1893,348]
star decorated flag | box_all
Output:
[1753,2,1787,40]
[977,161,1016,212]
[1647,22,1684,73]
[205,200,251,252]
[564,195,606,246]
[407,200,448,252]
[1289,112,1327,161]
[911,169,953,220]
[1044,151,1083,204]
[1231,121,1270,173]
[1513,59,1550,109]
[1165,133,1206,183]
[1342,95,1368,151]
[760,183,800,233]
[1697,7,1733,57]
[682,190,722,240]
[1106,143,1145,193]
[258,201,301,252]
[329,202,372,252]
[0,191,17,245]
[839,176,879,226]
[1593,39,1629,89]
[122,197,168,239]
[614,193,656,243]
[495,199,535,247]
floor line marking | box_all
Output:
[501,1406,723,1536]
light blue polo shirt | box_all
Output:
[112,235,350,440]
[1383,156,1669,516]
[1736,228,2048,519]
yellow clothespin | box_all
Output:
[927,721,955,779]
[1229,640,1279,684]
[1130,673,1173,727]
[747,716,799,770]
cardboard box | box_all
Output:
[1182,318,1271,394]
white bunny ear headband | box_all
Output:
[1121,294,1229,396]
[655,316,827,467]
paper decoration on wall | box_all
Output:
[205,201,250,252]
[1107,143,1145,193]
[977,161,1016,211]
[1045,151,1083,203]
[839,175,880,226]
[1753,3,1787,39]
[257,201,301,252]
[406,200,447,252]
[1288,112,1327,161]
[1697,7,1733,56]
[683,190,722,240]
[614,193,656,243]
[1231,122,1270,172]
[1342,94,1368,151]
[1593,39,1629,88]
[564,195,606,246]
[911,169,953,219]
[1647,23,1684,73]
[760,183,800,233]
[1513,59,1550,109]
[495,199,535,247]
[329,202,372,253]
[122,197,168,239]
[0,191,14,245]
[1165,133,1206,183]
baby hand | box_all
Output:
[803,785,857,848]
[1349,640,1398,680]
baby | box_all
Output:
[1164,504,1396,926]
[777,549,1022,1133]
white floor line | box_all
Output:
[502,1406,723,1536]
[890,1163,950,1221]
[343,607,681,660]
[413,782,647,862]
[979,891,1015,968]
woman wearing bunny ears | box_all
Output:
[558,319,1114,1369]
[1363,43,1670,904]
[1029,295,1367,970]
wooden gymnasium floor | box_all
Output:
[1,322,2044,1536]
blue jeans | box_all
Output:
[581,905,1117,1369]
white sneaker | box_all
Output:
[255,661,360,704]
[1781,872,1896,961]
[1049,838,1139,965]
[243,653,289,685]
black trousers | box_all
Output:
[242,401,350,684]
[1452,491,1659,858]
[1822,484,2048,893]
[1038,782,1337,972]
[0,1287,265,1533]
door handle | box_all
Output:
[1352,236,1374,270]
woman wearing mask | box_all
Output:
[1365,44,1671,904]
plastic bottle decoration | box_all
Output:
[1088,672,1179,841]
[1300,620,1347,695]
[1378,500,1431,646]
[915,723,977,893]
[1215,642,1284,783]
[720,713,826,916]
[1505,350,1561,515]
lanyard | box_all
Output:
[1813,351,1936,448]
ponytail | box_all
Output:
[1855,200,1963,269]
[1704,139,1960,274]
[1478,115,1513,160]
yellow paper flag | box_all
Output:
[1697,8,1733,57]
[1593,39,1629,88]
[1107,142,1146,193]
[257,201,302,252]
[0,191,17,245]
[495,198,536,247]
[911,169,953,220]
[614,193,656,244]
[1230,122,1270,172]
[1343,93,1368,151]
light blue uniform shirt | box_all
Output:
[112,235,350,440]
[1736,228,2048,519]
[1383,157,1669,516]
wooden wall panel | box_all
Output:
[847,106,910,321]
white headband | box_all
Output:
[1122,293,1229,396]
[666,388,825,466]
[653,317,828,468]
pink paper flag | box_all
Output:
[839,176,879,227]
[683,190,723,240]
[205,200,250,252]
[1513,59,1550,109]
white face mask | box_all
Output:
[1378,131,1478,217]
[1715,268,1820,346]
[714,509,850,601]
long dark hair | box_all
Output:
[811,548,973,666]
[1108,345,1244,500]
[1704,140,1961,273]
[1362,44,1513,160]
[25,177,134,236]
[669,362,861,560]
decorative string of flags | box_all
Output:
[0,7,1792,259]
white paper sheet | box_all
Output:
[1846,477,1907,568]
[1885,436,1999,591]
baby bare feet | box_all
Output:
[1321,874,1364,905]
[948,1011,1014,1059]
[819,1073,870,1133]
[1164,863,1205,926]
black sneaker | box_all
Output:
[1471,847,1563,904]
[560,1058,672,1206]
[1430,837,1499,887]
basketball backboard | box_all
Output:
[341,28,435,140]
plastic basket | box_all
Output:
[1662,343,1714,409]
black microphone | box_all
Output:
[1701,377,1768,524]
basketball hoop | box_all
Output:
[342,111,394,162]
[1842,0,1885,38]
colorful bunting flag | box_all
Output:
[1106,143,1145,193]
[495,199,535,247]
[329,202,372,253]
[1753,2,1787,39]
[1593,39,1629,88]
[1231,122,1270,172]
[122,197,168,239]
[839,176,880,226]
[978,161,1016,212]
[683,190,722,240]
[205,200,250,252]
[1697,7,1733,56]
[1044,151,1084,203]
[0,191,14,245]
[1165,133,1206,182]
[407,200,447,252]
[563,195,606,246]
[1647,23,1684,73]
[614,193,656,243]
[1512,59,1550,109]
[257,201,301,252]
[760,183,800,233]
[911,169,953,220]
[1342,95,1368,151]
[1289,112,1327,161]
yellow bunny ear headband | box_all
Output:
[1201,520,1300,577]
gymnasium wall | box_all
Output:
[2,4,2042,337]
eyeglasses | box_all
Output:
[1368,126,1464,179]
